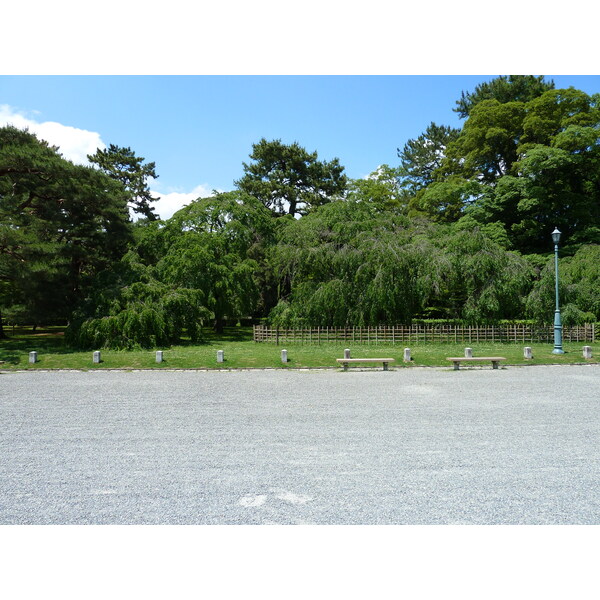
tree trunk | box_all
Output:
[214,316,225,334]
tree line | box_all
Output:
[1,76,599,347]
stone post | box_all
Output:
[524,347,533,359]
[281,349,288,363]
[583,346,592,359]
[217,350,224,363]
[403,348,411,362]
[344,348,351,359]
[93,351,101,364]
[156,351,163,363]
[465,348,473,358]
[29,351,38,364]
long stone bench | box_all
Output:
[446,357,506,370]
[336,358,395,371]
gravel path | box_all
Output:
[1,365,599,524]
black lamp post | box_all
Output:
[551,227,564,354]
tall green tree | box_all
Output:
[235,138,347,217]
[88,144,159,220]
[397,122,461,195]
[413,86,600,252]
[454,75,555,119]
[159,192,276,332]
[0,126,132,331]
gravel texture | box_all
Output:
[1,365,599,524]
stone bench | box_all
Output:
[336,358,395,371]
[446,357,506,370]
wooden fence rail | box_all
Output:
[253,324,598,344]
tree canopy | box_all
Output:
[0,126,131,335]
[88,144,159,220]
[235,138,347,217]
[2,76,600,345]
[453,75,555,119]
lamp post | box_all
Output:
[551,227,564,354]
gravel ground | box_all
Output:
[1,365,599,525]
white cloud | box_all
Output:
[0,104,105,164]
[149,184,221,220]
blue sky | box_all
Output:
[2,75,600,218]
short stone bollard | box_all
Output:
[583,346,592,359]
[156,351,163,363]
[217,350,224,363]
[524,346,533,359]
[403,348,411,362]
[281,349,288,363]
[465,348,473,358]
[344,348,351,359]
[29,351,38,364]
[93,351,101,364]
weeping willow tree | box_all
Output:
[427,227,534,323]
[158,192,276,332]
[268,200,534,326]
[66,253,211,349]
[71,283,210,350]
[525,244,600,325]
[67,191,276,347]
[268,200,438,326]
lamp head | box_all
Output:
[551,228,561,245]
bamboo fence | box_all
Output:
[253,323,598,345]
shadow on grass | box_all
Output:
[0,326,255,362]
[177,327,254,346]
[0,328,72,364]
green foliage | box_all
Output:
[415,178,482,222]
[235,138,347,217]
[429,227,533,323]
[347,165,407,213]
[446,99,527,182]
[88,144,159,220]
[4,77,599,342]
[430,88,600,253]
[267,200,533,326]
[526,245,600,324]
[69,190,277,347]
[67,267,211,349]
[397,122,461,195]
[161,192,276,330]
[454,75,554,119]
[0,126,132,328]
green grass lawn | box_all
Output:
[1,326,597,370]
